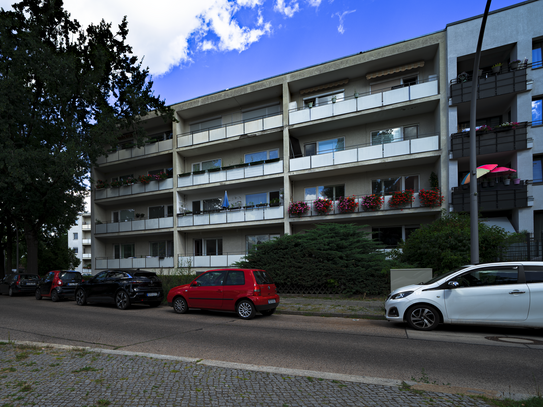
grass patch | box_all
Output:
[1,367,16,373]
[483,397,543,407]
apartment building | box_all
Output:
[91,28,448,274]
[68,194,92,273]
[447,0,542,235]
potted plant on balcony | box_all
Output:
[256,202,268,208]
[122,177,138,186]
[313,198,333,215]
[476,125,492,133]
[511,174,521,185]
[138,174,152,184]
[95,179,109,189]
[418,189,444,207]
[338,196,359,213]
[360,194,382,211]
[288,201,309,217]
[270,198,281,207]
[388,190,414,210]
[152,172,168,181]
[509,59,521,70]
[492,62,502,73]
[503,175,511,186]
[110,179,122,188]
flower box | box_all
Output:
[313,198,333,215]
[388,190,414,209]
[360,194,382,211]
[288,201,309,217]
[418,189,444,207]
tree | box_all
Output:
[392,212,520,275]
[38,232,80,274]
[235,223,393,295]
[0,0,174,273]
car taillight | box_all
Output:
[253,287,261,296]
[57,280,63,286]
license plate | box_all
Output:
[25,283,36,286]
[268,299,276,304]
[147,292,158,297]
[68,283,77,286]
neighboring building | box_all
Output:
[447,0,542,234]
[68,194,92,273]
[91,29,448,274]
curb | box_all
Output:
[276,310,386,320]
[3,339,532,401]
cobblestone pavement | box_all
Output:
[277,296,386,319]
[0,341,494,407]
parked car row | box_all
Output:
[0,268,280,320]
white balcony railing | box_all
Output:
[95,178,173,200]
[95,217,174,234]
[82,224,91,231]
[179,254,245,268]
[178,205,283,227]
[95,256,175,269]
[290,136,439,172]
[96,139,173,165]
[178,160,283,188]
[82,253,92,259]
[82,239,92,245]
[289,79,438,125]
[177,114,283,148]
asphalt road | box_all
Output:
[1,295,542,397]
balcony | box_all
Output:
[179,253,245,268]
[290,135,439,172]
[450,68,527,105]
[82,239,92,245]
[96,139,173,165]
[82,224,91,231]
[96,256,174,269]
[95,178,173,200]
[451,182,528,212]
[177,113,283,148]
[289,77,438,126]
[450,123,529,159]
[178,205,284,227]
[178,159,283,188]
[82,253,92,259]
[95,217,174,234]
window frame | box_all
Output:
[372,175,419,195]
[371,125,419,145]
[533,155,543,184]
[303,90,345,108]
[192,159,222,172]
[304,137,345,157]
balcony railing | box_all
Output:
[95,217,174,234]
[450,67,527,105]
[96,256,175,269]
[177,113,283,148]
[96,139,173,165]
[95,178,173,200]
[289,77,438,126]
[178,159,283,188]
[82,239,92,245]
[288,193,443,218]
[290,135,439,172]
[178,205,284,227]
[178,253,246,268]
[450,122,528,159]
[82,224,91,231]
[82,253,92,259]
[451,182,528,212]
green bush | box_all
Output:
[235,223,394,295]
[158,274,195,303]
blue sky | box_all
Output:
[0,0,529,105]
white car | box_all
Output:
[385,261,543,331]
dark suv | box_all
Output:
[35,270,82,301]
[0,274,40,296]
[75,269,164,310]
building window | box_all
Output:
[190,117,222,133]
[149,206,164,219]
[304,185,345,201]
[194,238,223,256]
[371,125,419,145]
[304,91,344,108]
[192,159,221,172]
[304,137,344,156]
[112,209,135,223]
[243,104,281,121]
[73,233,78,240]
[245,149,279,163]
[114,243,135,259]
[150,241,173,257]
[245,192,268,206]
[533,99,542,126]
[459,116,502,132]
[246,234,280,252]
[73,247,78,254]
[534,156,543,184]
[372,175,419,195]
[533,40,543,69]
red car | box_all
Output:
[35,270,82,301]
[167,268,279,320]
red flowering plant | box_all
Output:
[313,198,333,215]
[153,172,168,181]
[110,179,122,188]
[288,201,309,217]
[338,196,358,213]
[122,177,138,186]
[388,190,414,209]
[361,194,383,211]
[138,175,152,184]
[95,179,109,189]
[418,188,444,207]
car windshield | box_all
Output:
[60,272,82,282]
[20,274,39,281]
[253,270,274,284]
[419,266,471,285]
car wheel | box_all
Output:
[260,308,276,316]
[173,297,188,314]
[236,300,256,320]
[115,290,130,310]
[35,288,42,300]
[75,289,87,306]
[148,301,161,308]
[8,287,14,297]
[51,289,60,302]
[406,304,440,331]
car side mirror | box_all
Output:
[191,282,200,287]
[448,280,459,288]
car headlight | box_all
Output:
[390,291,414,300]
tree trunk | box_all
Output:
[24,222,39,274]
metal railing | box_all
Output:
[177,205,284,227]
[96,256,175,269]
[95,217,174,234]
[451,182,528,212]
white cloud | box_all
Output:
[333,9,356,34]
[274,0,300,17]
[306,0,323,7]
[0,0,271,77]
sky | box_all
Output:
[0,0,530,106]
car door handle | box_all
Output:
[509,291,526,294]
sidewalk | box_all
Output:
[0,340,495,407]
